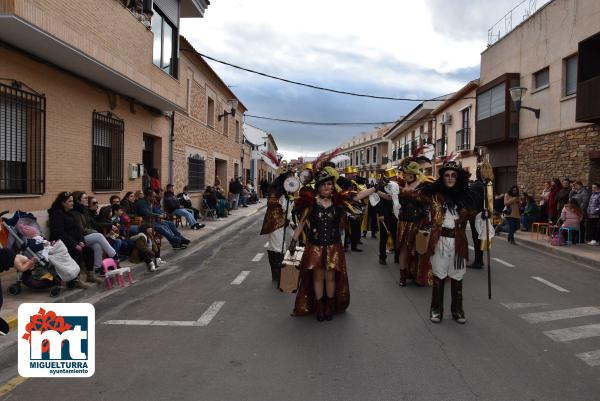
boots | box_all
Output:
[85,270,103,285]
[430,276,445,323]
[71,276,90,289]
[399,269,407,287]
[451,279,466,324]
[324,297,335,321]
[315,298,325,322]
[267,251,283,282]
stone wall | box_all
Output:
[517,125,600,199]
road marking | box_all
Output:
[252,253,264,262]
[545,324,600,342]
[103,301,226,327]
[531,276,570,293]
[264,242,269,248]
[231,271,251,285]
[0,376,28,397]
[468,245,475,251]
[576,350,600,367]
[493,257,515,268]
[197,301,226,326]
[501,302,549,310]
[520,307,600,323]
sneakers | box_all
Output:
[147,261,157,272]
[172,243,186,249]
[181,238,191,245]
[192,223,205,230]
[587,240,598,246]
[155,258,166,266]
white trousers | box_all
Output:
[431,236,465,280]
[268,227,291,254]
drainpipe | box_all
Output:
[169,111,175,185]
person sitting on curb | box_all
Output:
[164,184,204,230]
[129,224,164,272]
[135,188,190,250]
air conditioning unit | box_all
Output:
[441,112,453,125]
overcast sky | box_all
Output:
[181,0,549,160]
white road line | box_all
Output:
[545,324,600,342]
[468,245,475,251]
[576,350,600,367]
[531,276,570,293]
[264,242,269,248]
[231,271,251,285]
[252,253,264,262]
[197,301,226,326]
[520,307,600,324]
[501,302,549,310]
[493,257,515,268]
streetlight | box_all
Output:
[509,86,540,119]
[218,99,239,121]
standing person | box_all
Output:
[421,161,473,324]
[229,178,241,210]
[547,179,562,224]
[260,179,269,199]
[290,166,375,321]
[586,183,600,245]
[504,186,521,245]
[149,168,161,192]
[539,181,552,221]
[466,167,485,269]
[340,167,363,252]
[570,180,590,240]
[396,162,429,286]
[555,179,572,220]
[375,168,400,266]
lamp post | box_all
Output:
[218,99,239,121]
[509,86,540,119]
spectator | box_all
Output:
[260,179,269,199]
[97,205,132,259]
[149,168,161,192]
[129,224,164,272]
[586,183,600,245]
[176,185,200,220]
[229,178,242,209]
[48,192,97,287]
[547,179,563,224]
[559,198,584,243]
[70,192,118,279]
[214,175,221,187]
[142,169,151,191]
[109,195,121,206]
[239,179,249,208]
[121,191,137,217]
[539,181,552,221]
[164,184,204,229]
[570,180,590,212]
[135,188,190,249]
[521,195,541,232]
[134,190,144,202]
[556,179,572,219]
[204,186,227,218]
[504,185,521,245]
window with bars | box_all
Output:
[188,155,205,191]
[0,83,45,194]
[92,112,124,191]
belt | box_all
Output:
[441,227,455,238]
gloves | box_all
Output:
[288,239,297,256]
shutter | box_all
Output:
[0,101,27,162]
[154,0,179,27]
[490,83,505,117]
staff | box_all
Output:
[480,160,495,299]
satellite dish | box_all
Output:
[283,176,301,194]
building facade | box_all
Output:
[336,125,391,180]
[477,0,600,195]
[0,0,209,223]
[243,124,279,191]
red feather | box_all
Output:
[313,148,342,171]
[261,151,280,167]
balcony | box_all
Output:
[576,32,600,123]
[456,128,471,151]
[436,138,447,157]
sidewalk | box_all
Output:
[503,229,600,268]
[0,202,266,331]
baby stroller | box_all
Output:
[0,211,72,298]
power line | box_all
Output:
[180,48,476,102]
[244,114,398,126]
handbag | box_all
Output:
[415,230,431,255]
[279,247,303,293]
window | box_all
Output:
[92,112,124,191]
[372,146,377,164]
[476,83,505,120]
[0,83,45,194]
[355,152,359,165]
[151,7,177,77]
[564,55,578,96]
[534,67,550,89]
[223,112,228,136]
[462,108,470,128]
[188,155,205,191]
[235,120,240,143]
[366,148,370,164]
[207,97,214,126]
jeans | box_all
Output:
[154,220,185,245]
[173,208,198,226]
[520,215,535,231]
[230,193,240,209]
[84,232,116,268]
[506,217,519,242]
[239,195,248,207]
[111,238,134,256]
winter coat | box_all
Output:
[48,207,85,250]
[504,194,521,219]
[570,188,590,212]
[547,185,562,218]
[128,233,158,264]
[163,191,181,214]
[121,199,137,217]
[560,207,583,229]
[587,192,600,219]
[555,188,570,216]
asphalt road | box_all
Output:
[3,211,600,401]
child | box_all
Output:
[129,224,164,272]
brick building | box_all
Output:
[0,0,209,224]
[172,37,249,206]
[477,0,600,196]
[336,125,391,180]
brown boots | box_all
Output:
[399,269,407,287]
[315,297,335,322]
[85,271,104,285]
[451,279,466,324]
[430,276,445,323]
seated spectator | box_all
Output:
[165,184,204,229]
[97,205,133,259]
[109,195,121,206]
[586,182,600,245]
[558,199,584,242]
[48,192,99,287]
[177,185,201,220]
[135,188,190,249]
[204,186,227,218]
[121,192,137,216]
[520,195,540,231]
[134,190,144,202]
[70,191,117,279]
[129,224,164,272]
[153,188,164,214]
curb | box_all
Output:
[1,204,266,333]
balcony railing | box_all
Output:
[436,138,447,157]
[456,128,471,151]
[403,144,410,158]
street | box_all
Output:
[2,210,600,401]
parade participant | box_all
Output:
[466,166,485,269]
[342,166,364,252]
[260,153,294,283]
[375,168,400,266]
[396,161,430,286]
[290,158,376,321]
[422,159,473,324]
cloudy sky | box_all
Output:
[181,0,549,160]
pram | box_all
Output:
[0,211,63,297]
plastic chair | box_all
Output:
[558,227,580,246]
[101,258,134,289]
[532,222,551,240]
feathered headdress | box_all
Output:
[312,148,342,172]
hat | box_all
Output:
[438,160,463,176]
[277,160,289,175]
[317,168,336,184]
[401,161,421,177]
[344,166,358,174]
[383,167,397,179]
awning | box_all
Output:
[261,153,279,170]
